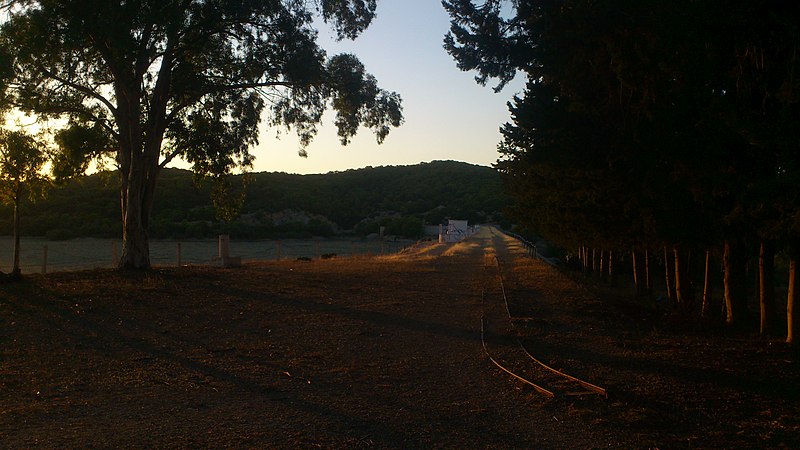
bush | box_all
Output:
[386,216,423,238]
[306,219,334,237]
[46,228,76,241]
[356,215,423,239]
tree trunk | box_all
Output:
[111,46,173,270]
[674,245,694,310]
[645,248,651,293]
[119,170,152,269]
[723,239,749,328]
[701,250,713,318]
[116,136,163,270]
[599,249,606,280]
[581,246,588,273]
[632,250,640,293]
[114,81,168,270]
[584,247,589,273]
[759,240,775,335]
[788,258,797,345]
[608,250,614,285]
[585,246,590,273]
[11,195,21,277]
[664,246,673,300]
[673,246,683,306]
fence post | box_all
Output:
[177,242,182,267]
[218,235,230,259]
[42,245,48,274]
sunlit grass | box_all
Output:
[483,247,497,268]
[441,241,479,257]
[375,241,444,261]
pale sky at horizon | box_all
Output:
[227,0,524,175]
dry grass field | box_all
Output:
[1,228,798,448]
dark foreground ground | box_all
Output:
[1,228,798,448]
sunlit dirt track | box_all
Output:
[2,227,798,448]
[481,229,606,399]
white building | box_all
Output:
[440,219,473,243]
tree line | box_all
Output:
[0,161,506,240]
[444,1,799,343]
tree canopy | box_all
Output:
[0,127,49,276]
[444,1,800,336]
[0,0,403,268]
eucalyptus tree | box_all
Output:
[0,129,48,278]
[0,0,403,269]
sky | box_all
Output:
[236,0,524,175]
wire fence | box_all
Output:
[0,236,415,274]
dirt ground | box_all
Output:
[1,227,798,448]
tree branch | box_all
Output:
[159,147,183,168]
[134,24,156,80]
[38,68,118,115]
[163,79,298,125]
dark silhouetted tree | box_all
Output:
[445,0,800,335]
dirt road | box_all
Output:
[1,227,797,448]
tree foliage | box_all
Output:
[0,128,49,276]
[0,129,47,203]
[0,161,505,240]
[0,0,403,268]
[444,1,800,335]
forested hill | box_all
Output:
[3,160,507,239]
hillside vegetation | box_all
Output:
[0,161,506,240]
